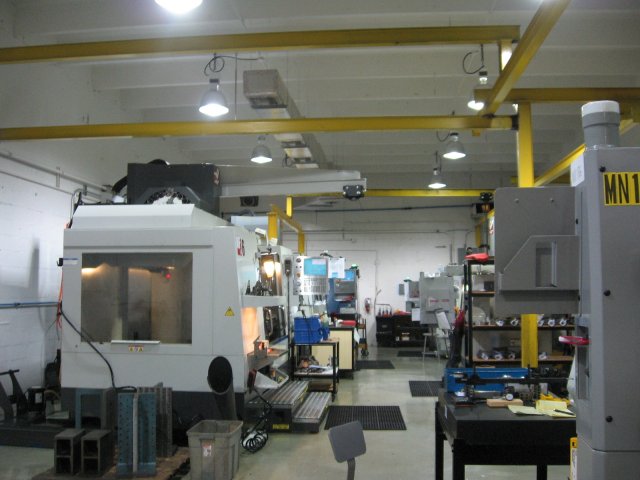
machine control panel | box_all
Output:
[293,256,329,296]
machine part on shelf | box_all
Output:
[207,357,237,422]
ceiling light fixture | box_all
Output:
[467,97,485,111]
[155,0,202,14]
[428,152,446,189]
[478,70,489,85]
[251,136,273,164]
[443,132,466,160]
[198,79,229,117]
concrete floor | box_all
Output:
[0,346,569,479]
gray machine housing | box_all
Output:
[494,186,579,316]
[493,147,640,478]
[574,147,640,478]
[406,273,456,326]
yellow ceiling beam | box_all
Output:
[0,116,514,141]
[289,189,489,198]
[0,26,520,64]
[481,0,571,115]
[361,189,489,198]
[534,118,636,186]
[475,88,640,104]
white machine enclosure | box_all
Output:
[574,147,640,478]
[61,204,285,395]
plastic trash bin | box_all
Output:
[187,420,243,480]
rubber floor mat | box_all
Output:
[356,360,395,370]
[408,380,441,397]
[397,350,424,357]
[324,405,406,430]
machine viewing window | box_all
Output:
[80,253,193,344]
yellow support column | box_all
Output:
[517,101,538,368]
[267,212,279,243]
[286,196,294,217]
[298,232,306,255]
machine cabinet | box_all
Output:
[375,314,429,347]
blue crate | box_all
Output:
[445,367,528,393]
[294,316,329,344]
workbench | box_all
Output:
[435,391,575,480]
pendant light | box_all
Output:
[251,136,273,164]
[443,132,466,160]
[155,0,202,14]
[198,79,229,117]
[428,152,447,189]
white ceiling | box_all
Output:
[1,0,639,196]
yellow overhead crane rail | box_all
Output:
[0,26,520,64]
[480,0,571,116]
[287,189,490,198]
[0,116,515,141]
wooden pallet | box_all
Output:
[33,447,190,480]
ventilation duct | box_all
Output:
[244,70,328,169]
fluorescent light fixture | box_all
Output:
[428,168,446,189]
[251,136,273,164]
[443,132,466,160]
[155,0,202,14]
[198,79,229,117]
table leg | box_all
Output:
[435,403,444,480]
[452,442,465,480]
[536,464,547,480]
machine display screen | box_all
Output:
[343,269,356,281]
[303,258,328,276]
[80,253,193,343]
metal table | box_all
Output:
[435,391,575,480]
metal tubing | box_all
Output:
[0,301,58,309]
[1,151,106,191]
[0,116,514,141]
[0,26,521,64]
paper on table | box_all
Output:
[508,406,544,416]
[536,400,576,417]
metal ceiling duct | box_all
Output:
[243,69,328,169]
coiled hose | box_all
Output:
[242,391,272,453]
